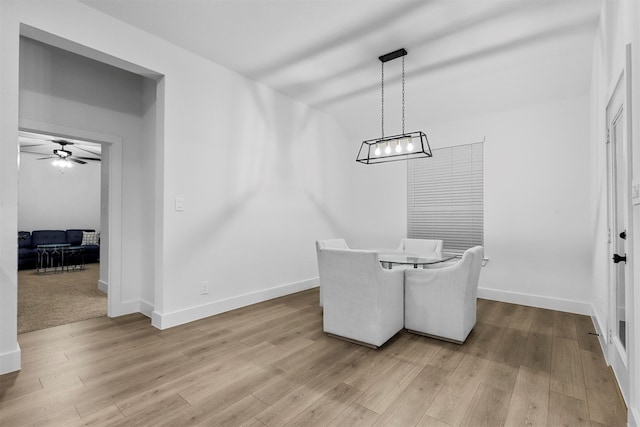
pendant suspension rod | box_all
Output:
[381,61,385,139]
[402,56,405,135]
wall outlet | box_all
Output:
[200,281,209,295]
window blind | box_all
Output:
[407,142,484,253]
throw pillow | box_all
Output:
[82,231,100,245]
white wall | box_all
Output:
[590,1,640,425]
[18,154,101,231]
[424,95,592,312]
[0,0,353,372]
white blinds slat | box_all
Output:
[407,142,484,252]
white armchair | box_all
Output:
[404,246,484,343]
[316,239,350,307]
[318,248,404,348]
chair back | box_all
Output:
[316,238,349,251]
[318,248,382,297]
[319,247,404,347]
[400,238,443,256]
[466,245,484,291]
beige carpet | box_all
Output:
[18,264,107,334]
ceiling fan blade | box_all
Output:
[74,156,101,161]
[20,144,48,148]
[74,146,101,157]
[22,150,49,155]
[69,158,87,165]
[36,156,57,160]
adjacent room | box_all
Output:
[17,129,105,334]
[0,1,638,426]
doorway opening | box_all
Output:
[17,129,110,333]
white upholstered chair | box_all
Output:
[404,246,484,343]
[316,239,350,307]
[318,248,404,348]
[397,238,443,257]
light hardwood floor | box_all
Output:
[0,289,627,426]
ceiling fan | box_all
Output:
[21,139,101,167]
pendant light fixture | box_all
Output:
[356,48,432,164]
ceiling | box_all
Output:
[80,0,602,141]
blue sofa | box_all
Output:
[18,229,100,270]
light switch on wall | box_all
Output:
[175,197,184,211]
[633,180,640,205]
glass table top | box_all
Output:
[378,252,458,266]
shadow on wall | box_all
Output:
[247,1,430,79]
[314,16,599,108]
[285,0,546,101]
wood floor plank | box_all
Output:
[424,354,491,426]
[508,304,536,333]
[580,349,627,426]
[480,300,517,327]
[416,414,452,427]
[459,322,505,361]
[193,394,267,427]
[427,343,465,372]
[284,382,362,427]
[1,289,626,427]
[553,311,578,340]
[550,336,586,400]
[575,315,602,354]
[326,403,379,426]
[503,366,550,427]
[373,365,450,426]
[75,404,124,426]
[548,390,590,427]
[482,360,519,394]
[355,359,423,414]
[160,366,281,426]
[459,383,511,427]
[522,331,552,374]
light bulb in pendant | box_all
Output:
[374,143,381,156]
[385,142,391,154]
[395,139,402,153]
[406,137,414,152]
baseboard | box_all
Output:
[98,280,108,294]
[109,299,141,317]
[151,277,318,330]
[630,407,639,427]
[477,286,592,315]
[139,299,154,318]
[0,344,21,375]
[590,307,608,362]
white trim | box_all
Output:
[98,280,108,294]
[110,300,141,318]
[630,407,639,427]
[139,300,154,318]
[591,307,609,362]
[477,287,592,315]
[0,344,21,375]
[152,278,318,330]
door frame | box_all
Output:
[18,119,125,317]
[605,45,634,407]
